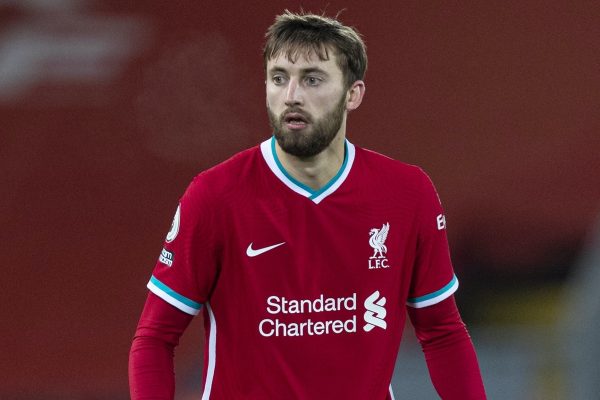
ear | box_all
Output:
[346,80,366,111]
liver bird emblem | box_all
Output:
[369,223,390,259]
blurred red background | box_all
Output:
[1,1,598,398]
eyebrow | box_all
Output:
[268,66,329,76]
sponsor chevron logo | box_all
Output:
[363,291,387,331]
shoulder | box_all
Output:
[187,145,261,195]
[173,145,262,219]
[353,145,431,189]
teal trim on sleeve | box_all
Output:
[408,274,458,304]
[150,275,202,310]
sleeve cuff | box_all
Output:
[147,275,202,316]
[406,274,459,308]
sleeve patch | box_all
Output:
[147,275,202,315]
[406,274,459,308]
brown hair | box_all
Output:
[263,10,367,89]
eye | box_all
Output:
[272,75,286,85]
[305,76,322,86]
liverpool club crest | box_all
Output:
[369,223,390,269]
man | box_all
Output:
[129,11,487,399]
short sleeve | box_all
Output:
[147,175,220,315]
[406,170,458,308]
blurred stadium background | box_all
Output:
[1,1,598,399]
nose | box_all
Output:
[284,79,303,107]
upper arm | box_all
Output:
[407,170,458,309]
[147,175,221,316]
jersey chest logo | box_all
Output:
[368,222,390,269]
[246,242,286,257]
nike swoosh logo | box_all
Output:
[246,242,285,257]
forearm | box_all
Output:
[129,293,193,400]
[422,331,485,399]
[129,335,176,400]
[408,296,486,399]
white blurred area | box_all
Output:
[0,0,151,104]
[561,215,600,399]
[388,217,600,400]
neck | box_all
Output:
[275,131,346,191]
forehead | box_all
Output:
[266,48,342,75]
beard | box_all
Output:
[268,94,347,159]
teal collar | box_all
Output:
[260,136,356,204]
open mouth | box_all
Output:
[284,113,308,123]
[283,112,309,129]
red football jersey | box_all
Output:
[147,137,458,399]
